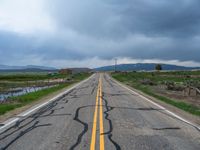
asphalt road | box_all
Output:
[0,73,200,150]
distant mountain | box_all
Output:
[0,64,57,72]
[25,65,56,70]
[94,63,200,71]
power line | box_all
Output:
[114,58,117,72]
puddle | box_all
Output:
[0,85,57,102]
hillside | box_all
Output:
[0,65,56,70]
[94,63,200,71]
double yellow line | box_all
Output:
[90,75,105,150]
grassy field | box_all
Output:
[112,71,200,116]
[0,72,91,115]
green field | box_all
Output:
[0,72,91,115]
[112,71,200,116]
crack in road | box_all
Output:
[104,75,114,87]
[102,93,121,150]
[91,86,96,95]
[0,95,71,149]
[69,105,95,150]
[0,100,58,140]
[0,121,52,150]
[152,127,181,130]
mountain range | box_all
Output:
[0,65,56,72]
[1,63,200,72]
[0,65,93,73]
[94,63,200,71]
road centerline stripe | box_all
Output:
[99,75,105,150]
[90,78,100,150]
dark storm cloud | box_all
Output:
[1,0,200,66]
[0,31,84,65]
[48,0,200,38]
[0,31,33,63]
[110,0,200,37]
[45,0,200,61]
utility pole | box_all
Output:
[114,58,117,72]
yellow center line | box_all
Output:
[90,78,100,150]
[99,75,105,150]
[90,74,105,150]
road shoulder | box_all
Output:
[110,75,200,125]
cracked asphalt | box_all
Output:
[0,73,200,150]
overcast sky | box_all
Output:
[0,0,200,68]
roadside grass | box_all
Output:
[112,72,200,116]
[0,73,91,115]
[0,104,22,115]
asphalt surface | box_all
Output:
[0,73,200,150]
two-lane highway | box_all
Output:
[0,73,200,150]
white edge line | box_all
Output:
[112,77,200,131]
[0,74,95,132]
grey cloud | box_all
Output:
[1,0,200,66]
[0,31,34,63]
[45,0,200,62]
[48,0,200,38]
[0,31,84,65]
[118,0,200,37]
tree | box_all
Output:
[155,64,162,71]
